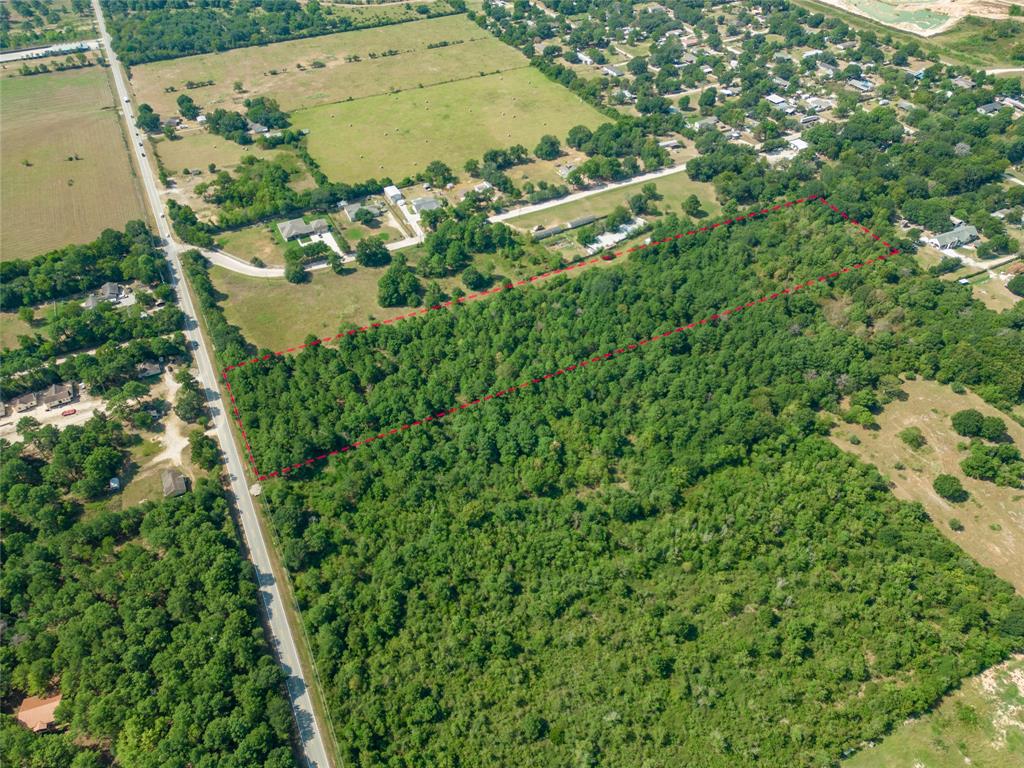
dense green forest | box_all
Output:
[222,198,1024,765]
[0,424,297,767]
[0,221,296,765]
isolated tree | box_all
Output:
[897,427,926,449]
[1008,273,1024,297]
[189,429,220,470]
[627,56,648,76]
[177,94,200,119]
[378,255,420,306]
[354,207,377,227]
[135,104,160,133]
[683,194,704,217]
[698,87,717,112]
[933,474,969,502]
[462,265,489,290]
[951,409,984,437]
[355,237,390,268]
[534,134,561,161]
[423,160,456,186]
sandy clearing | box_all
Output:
[813,0,1015,37]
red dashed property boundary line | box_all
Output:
[221,195,900,480]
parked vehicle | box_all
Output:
[61,409,77,417]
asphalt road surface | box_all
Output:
[91,2,332,765]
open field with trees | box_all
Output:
[295,66,607,182]
[845,655,1024,768]
[1,67,146,261]
[129,15,526,115]
[152,130,284,177]
[834,379,1024,594]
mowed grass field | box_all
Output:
[130,15,524,115]
[1,68,146,261]
[294,66,608,181]
[211,263,397,351]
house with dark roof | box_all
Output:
[136,361,162,379]
[9,392,40,413]
[976,102,1000,116]
[42,382,75,410]
[277,218,328,240]
[933,224,979,249]
[342,201,384,222]
[162,469,188,498]
[411,197,442,214]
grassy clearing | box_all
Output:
[963,271,1021,313]
[211,263,396,350]
[152,130,283,175]
[129,15,521,115]
[845,655,1024,768]
[833,379,1024,594]
[1,67,146,261]
[912,246,1022,313]
[794,0,1024,68]
[295,66,607,182]
[217,224,290,267]
[0,310,36,350]
[509,166,719,231]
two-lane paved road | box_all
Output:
[91,2,333,765]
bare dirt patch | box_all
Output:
[813,0,1015,36]
[832,379,1024,593]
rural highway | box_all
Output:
[91,2,333,766]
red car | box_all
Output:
[61,409,77,417]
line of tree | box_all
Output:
[103,0,465,64]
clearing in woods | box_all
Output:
[128,15,526,116]
[293,66,608,182]
[844,654,1024,768]
[1,67,145,261]
[833,378,1024,594]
